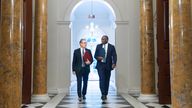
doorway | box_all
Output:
[70,0,117,91]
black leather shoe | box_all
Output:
[78,97,83,102]
[83,95,86,100]
[101,95,107,100]
[101,95,104,100]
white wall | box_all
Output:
[115,0,140,93]
[47,0,141,94]
[48,0,71,93]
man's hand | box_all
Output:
[112,64,116,69]
[97,56,103,61]
[85,59,91,65]
[73,71,76,75]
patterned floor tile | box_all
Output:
[56,82,134,108]
[22,93,57,108]
[129,95,171,108]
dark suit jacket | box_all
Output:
[72,48,93,73]
[94,43,117,71]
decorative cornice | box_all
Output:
[56,21,71,25]
[115,21,129,25]
[56,21,129,26]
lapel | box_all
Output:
[106,44,110,58]
[78,48,82,60]
[100,43,110,58]
[85,48,88,52]
[99,44,103,49]
[79,48,88,61]
[78,48,81,55]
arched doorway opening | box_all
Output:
[70,0,117,91]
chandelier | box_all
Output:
[88,0,95,19]
[86,0,99,35]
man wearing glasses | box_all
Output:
[72,39,93,102]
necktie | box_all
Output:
[83,49,85,55]
[103,44,106,62]
[82,49,85,67]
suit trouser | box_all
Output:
[97,63,111,96]
[75,67,89,98]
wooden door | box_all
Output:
[156,0,171,104]
[22,0,32,104]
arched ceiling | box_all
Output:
[71,0,116,21]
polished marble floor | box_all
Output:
[56,81,134,108]
[56,91,134,108]
[23,81,171,108]
[130,95,171,108]
[22,93,57,108]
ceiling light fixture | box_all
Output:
[88,0,95,19]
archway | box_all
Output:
[70,0,117,91]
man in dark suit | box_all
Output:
[94,35,117,100]
[72,39,93,101]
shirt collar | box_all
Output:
[103,43,108,47]
[80,47,85,51]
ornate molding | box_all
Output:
[56,21,71,25]
[115,21,129,25]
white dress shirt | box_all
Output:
[102,43,108,62]
[81,48,85,67]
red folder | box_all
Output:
[83,51,92,62]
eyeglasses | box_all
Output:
[81,42,87,44]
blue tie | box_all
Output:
[103,45,106,62]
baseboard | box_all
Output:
[138,94,159,103]
[118,88,140,94]
[48,88,59,94]
[31,94,50,103]
[58,88,69,93]
[128,89,140,96]
[48,88,69,94]
[117,88,129,94]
